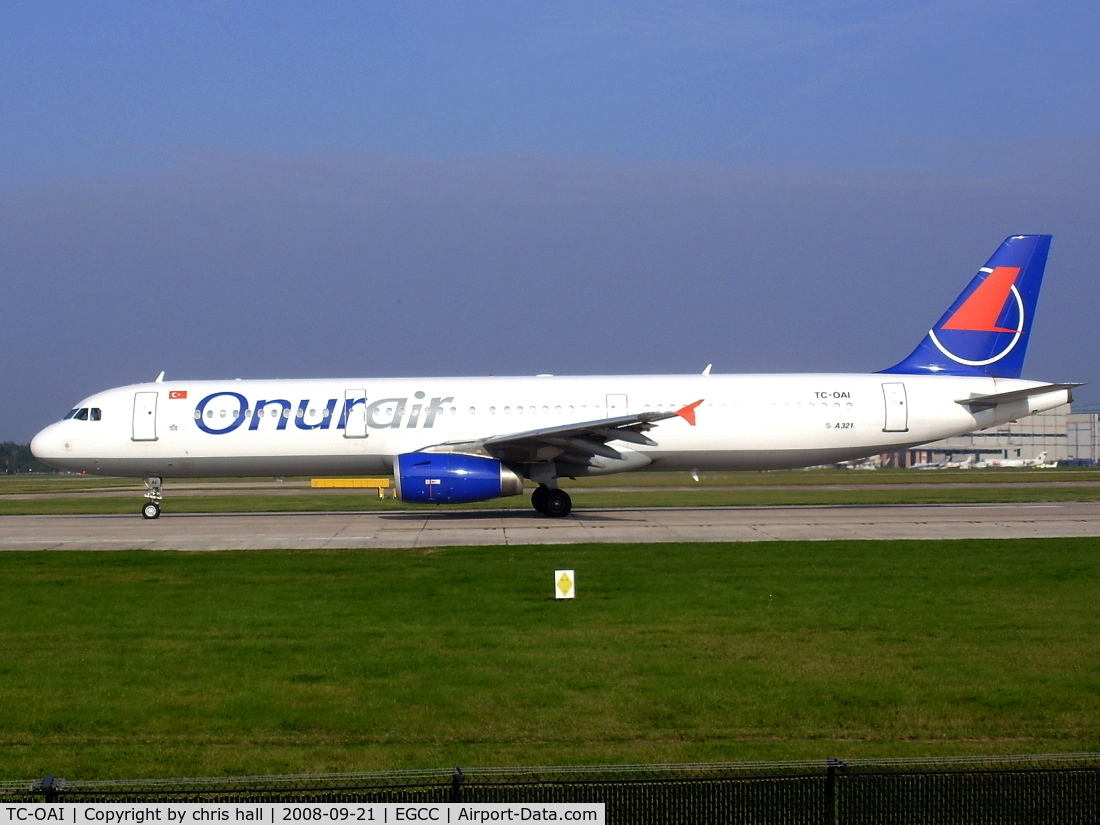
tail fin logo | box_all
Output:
[879,235,1049,379]
[927,266,1025,367]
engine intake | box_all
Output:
[395,452,524,504]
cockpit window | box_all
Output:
[90,408,102,421]
[74,408,89,421]
[64,409,79,420]
[64,407,102,421]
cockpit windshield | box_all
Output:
[64,408,102,421]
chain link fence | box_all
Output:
[1,754,1097,822]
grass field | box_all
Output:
[0,539,1097,780]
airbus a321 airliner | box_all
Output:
[31,235,1078,519]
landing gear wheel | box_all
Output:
[141,476,163,520]
[531,485,551,515]
[543,489,572,518]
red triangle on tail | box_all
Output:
[941,266,1020,333]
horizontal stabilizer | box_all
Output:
[956,383,1081,410]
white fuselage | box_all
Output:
[30,373,1069,479]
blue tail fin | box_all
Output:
[880,235,1051,378]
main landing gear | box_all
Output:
[531,484,572,517]
[141,476,163,519]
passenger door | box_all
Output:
[881,383,909,433]
[344,389,368,438]
[132,392,159,441]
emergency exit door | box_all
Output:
[606,394,628,417]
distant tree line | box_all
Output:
[0,443,51,474]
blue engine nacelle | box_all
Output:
[394,452,525,504]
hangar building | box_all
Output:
[882,405,1100,468]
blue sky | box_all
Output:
[3,1,1099,442]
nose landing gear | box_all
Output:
[141,477,163,519]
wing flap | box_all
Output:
[544,436,624,461]
[587,427,658,447]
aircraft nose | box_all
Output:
[30,423,63,462]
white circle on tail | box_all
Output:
[926,285,1024,367]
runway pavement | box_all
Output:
[2,502,1100,550]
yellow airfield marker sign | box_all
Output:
[555,570,575,600]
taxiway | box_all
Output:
[2,502,1099,550]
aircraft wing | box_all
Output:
[424,400,703,467]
